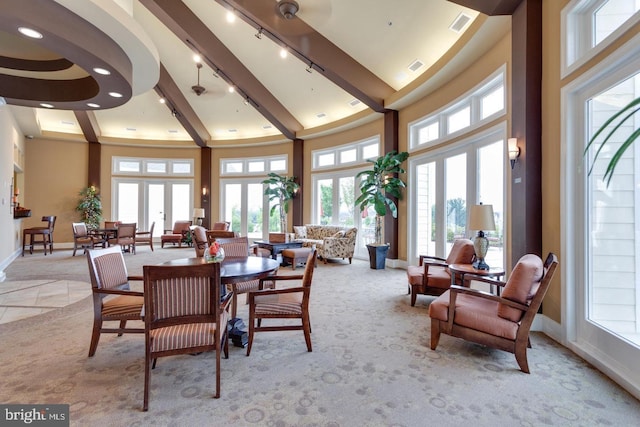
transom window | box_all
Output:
[562,0,640,75]
[220,155,287,176]
[312,137,380,170]
[409,66,505,150]
[112,157,193,176]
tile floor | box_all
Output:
[0,279,91,324]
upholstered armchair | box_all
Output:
[191,225,208,257]
[318,227,358,264]
[406,238,475,306]
[160,220,192,248]
[135,221,155,251]
[72,222,102,256]
[428,253,558,373]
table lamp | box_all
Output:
[193,208,205,226]
[468,203,496,270]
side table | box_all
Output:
[449,263,505,294]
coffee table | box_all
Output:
[254,240,303,260]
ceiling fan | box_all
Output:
[275,0,332,32]
[191,63,206,96]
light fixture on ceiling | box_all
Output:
[18,26,43,39]
[508,137,521,169]
[159,97,166,104]
[226,10,236,23]
[228,85,235,93]
[87,103,100,108]
[93,67,111,75]
[278,1,299,19]
[192,63,206,96]
[306,63,313,73]
[280,48,288,59]
[255,28,263,39]
[243,98,250,106]
[213,69,220,78]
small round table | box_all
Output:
[449,263,505,294]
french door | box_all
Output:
[112,179,193,236]
[220,178,277,240]
[408,128,505,268]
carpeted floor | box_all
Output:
[1,247,640,426]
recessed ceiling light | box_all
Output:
[61,120,75,125]
[40,103,54,108]
[316,112,327,118]
[228,129,237,133]
[87,103,100,108]
[262,124,273,129]
[109,92,123,98]
[349,99,361,107]
[168,129,178,133]
[125,127,136,131]
[18,27,43,39]
[93,67,110,75]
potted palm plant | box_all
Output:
[262,172,300,233]
[355,150,409,269]
[76,186,103,230]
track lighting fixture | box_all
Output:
[306,63,313,73]
[255,28,263,39]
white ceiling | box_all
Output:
[3,0,512,147]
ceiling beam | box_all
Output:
[140,0,302,141]
[155,63,210,147]
[218,0,395,113]
[74,110,100,143]
[447,0,523,15]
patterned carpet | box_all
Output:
[1,248,639,426]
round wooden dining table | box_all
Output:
[159,256,280,285]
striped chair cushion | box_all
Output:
[102,295,143,319]
[153,277,211,320]
[94,253,128,290]
[150,322,218,352]
[254,292,303,316]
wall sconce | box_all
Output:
[508,138,520,169]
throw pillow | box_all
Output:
[331,230,345,238]
[497,254,544,322]
[293,225,307,239]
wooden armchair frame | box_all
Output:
[429,253,558,373]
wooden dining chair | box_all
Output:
[135,221,155,251]
[85,245,144,357]
[21,215,56,256]
[246,248,317,356]
[72,222,103,256]
[142,262,232,411]
[217,236,276,318]
[108,222,136,254]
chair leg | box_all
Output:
[143,350,151,411]
[246,311,256,356]
[302,312,312,352]
[231,292,238,319]
[411,288,417,307]
[430,319,441,350]
[214,345,221,399]
[118,320,127,337]
[88,320,102,357]
[515,341,530,374]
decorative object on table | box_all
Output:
[584,95,640,186]
[262,172,300,233]
[205,241,225,263]
[468,203,496,270]
[355,150,409,269]
[193,208,205,226]
[76,186,103,231]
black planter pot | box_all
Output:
[367,244,389,269]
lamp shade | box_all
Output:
[468,204,495,231]
[193,208,205,218]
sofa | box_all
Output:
[293,224,358,264]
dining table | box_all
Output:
[159,255,280,297]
